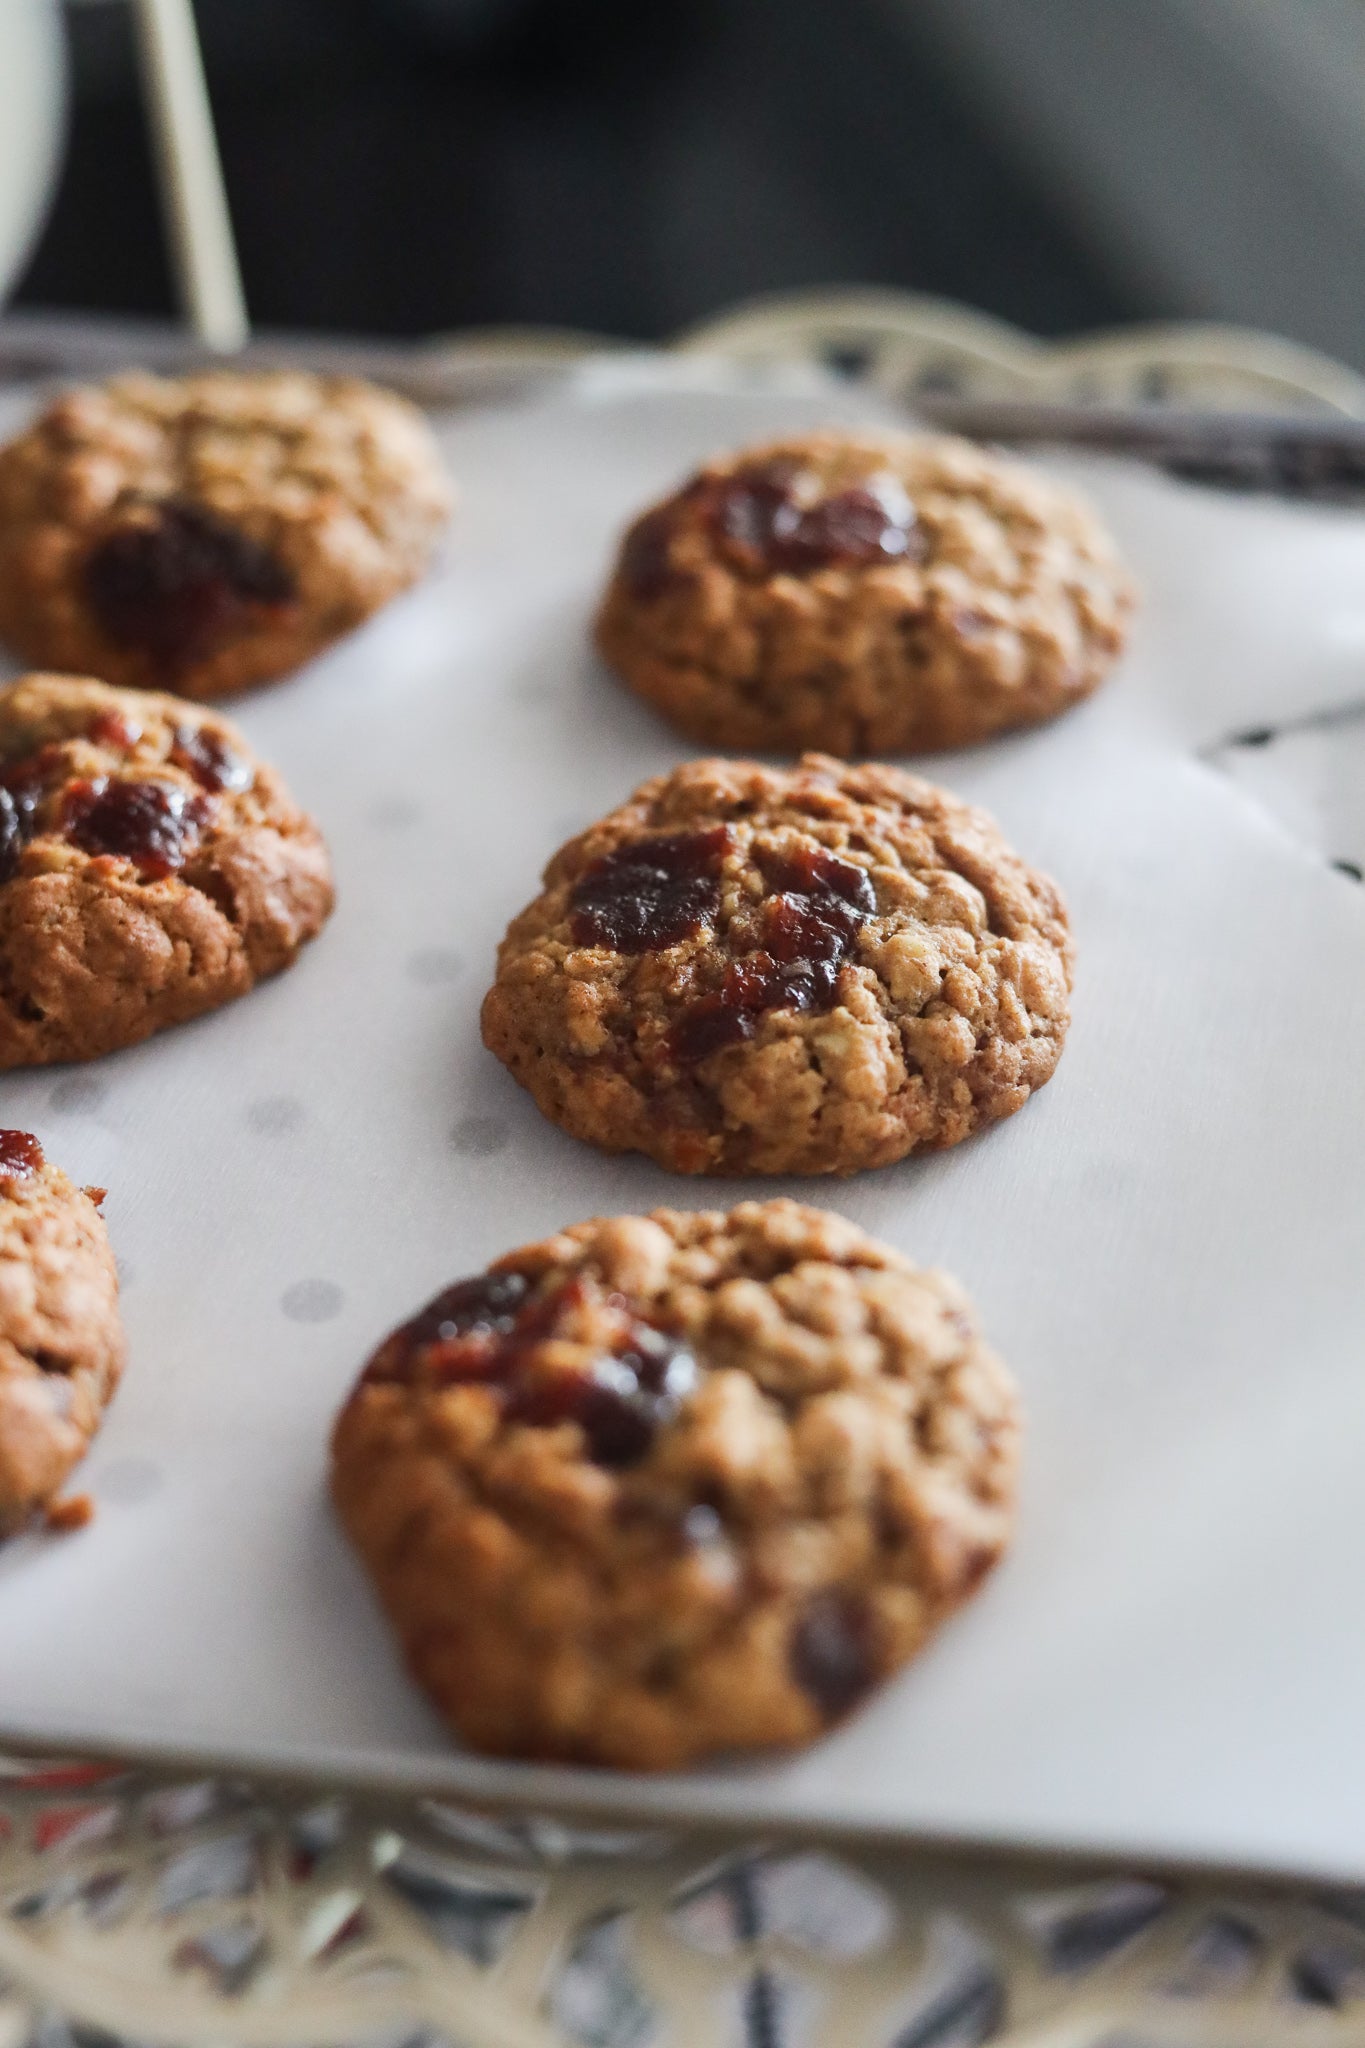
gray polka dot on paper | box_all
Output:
[96,1456,162,1506]
[115,1257,135,1290]
[246,1096,306,1135]
[49,1076,107,1115]
[370,796,420,831]
[281,1279,344,1324]
[452,1116,509,1158]
[407,947,463,985]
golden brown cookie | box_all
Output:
[331,1199,1019,1769]
[481,752,1071,1176]
[0,370,452,699]
[0,1130,124,1536]
[0,672,334,1066]
[596,429,1133,753]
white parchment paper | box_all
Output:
[1,369,1364,1882]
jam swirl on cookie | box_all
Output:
[0,714,225,883]
[568,825,877,1059]
[61,778,211,879]
[569,826,731,953]
[620,458,924,599]
[365,1269,698,1470]
[82,499,296,678]
[671,843,876,1060]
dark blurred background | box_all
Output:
[13,0,1137,343]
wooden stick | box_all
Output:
[130,0,248,352]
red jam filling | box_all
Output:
[367,1271,698,1469]
[0,747,68,882]
[86,711,142,751]
[0,720,223,882]
[82,499,295,674]
[61,778,210,879]
[669,842,877,1061]
[712,460,921,574]
[569,825,732,953]
[0,789,30,885]
[621,458,923,597]
[0,1130,44,1179]
[169,723,252,794]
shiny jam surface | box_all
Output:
[0,788,28,885]
[621,460,923,599]
[713,460,921,573]
[0,1129,44,1179]
[82,499,295,673]
[62,778,210,879]
[0,747,67,883]
[570,826,732,953]
[670,842,877,1061]
[789,1589,877,1719]
[170,722,252,794]
[370,1271,698,1469]
[87,710,141,751]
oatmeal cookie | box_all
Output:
[0,1131,124,1536]
[481,752,1071,1176]
[331,1199,1019,1768]
[0,672,334,1066]
[0,370,452,699]
[595,429,1133,753]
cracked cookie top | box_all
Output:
[595,429,1133,755]
[0,673,334,1066]
[331,1198,1020,1769]
[481,752,1072,1176]
[0,1130,124,1536]
[0,370,452,699]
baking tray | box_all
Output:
[2,363,1364,1886]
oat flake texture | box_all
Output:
[0,672,334,1067]
[0,370,452,699]
[0,1137,124,1536]
[595,429,1134,754]
[331,1198,1020,1769]
[482,751,1072,1176]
